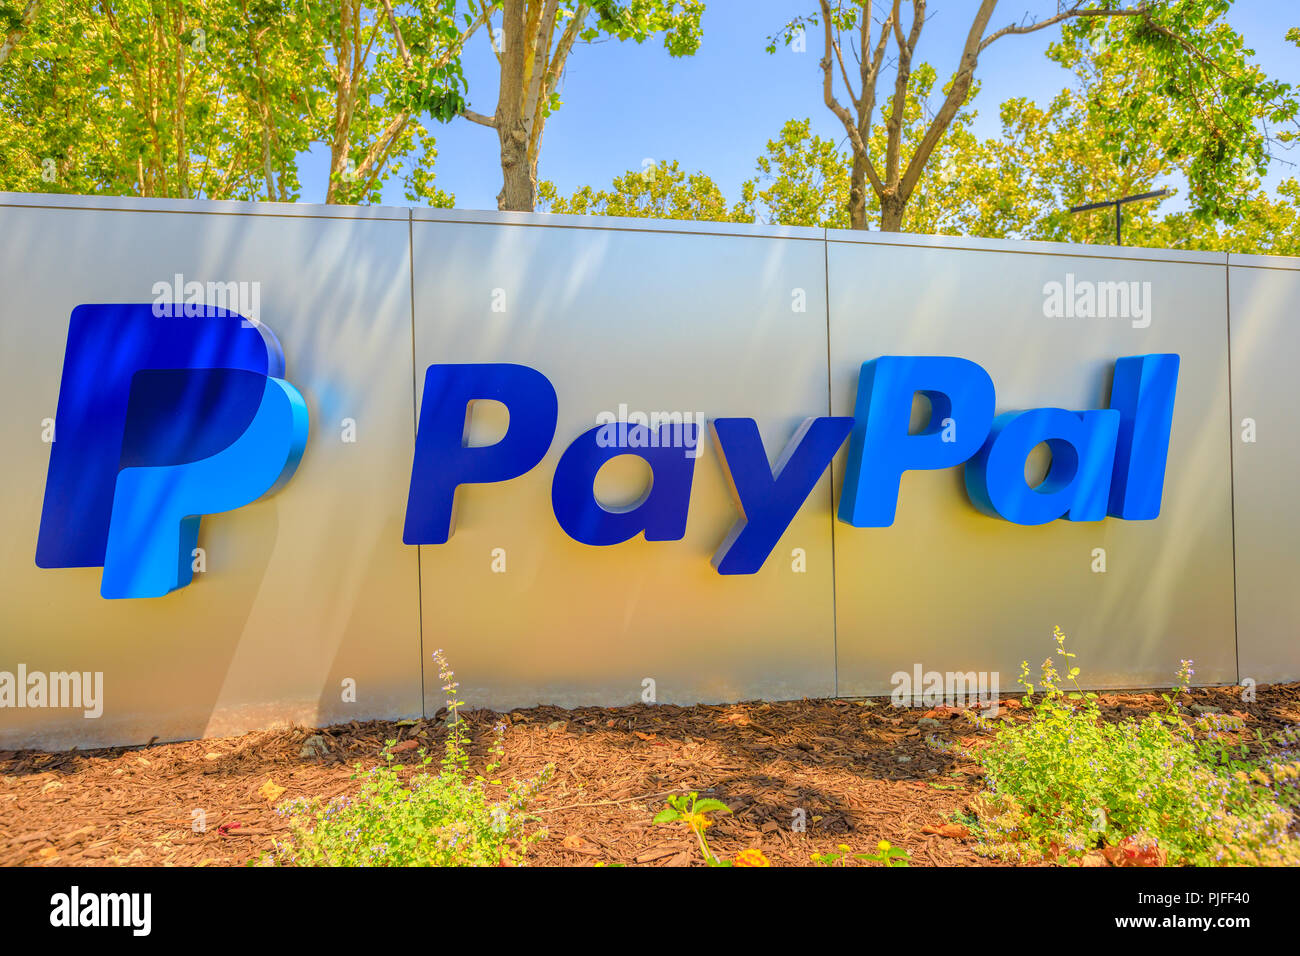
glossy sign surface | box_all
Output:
[0,195,1286,751]
[826,233,1236,696]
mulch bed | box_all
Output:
[3,682,1298,867]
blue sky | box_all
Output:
[299,0,1299,212]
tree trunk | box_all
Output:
[325,88,350,203]
[494,0,535,212]
[326,131,350,204]
[497,120,534,211]
[879,193,906,232]
[848,153,869,230]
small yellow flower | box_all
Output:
[733,848,772,867]
[877,840,892,852]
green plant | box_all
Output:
[654,792,735,866]
[965,627,1300,866]
[266,650,551,866]
[812,841,910,867]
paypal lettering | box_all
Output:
[402,355,1179,574]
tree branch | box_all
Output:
[885,0,924,187]
[379,0,413,69]
[818,0,882,194]
[532,3,586,168]
[0,0,40,69]
[979,4,1144,54]
[461,108,497,127]
[524,0,561,135]
[896,0,996,203]
[356,0,496,192]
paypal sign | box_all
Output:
[840,353,1179,527]
[3,197,1262,749]
[38,324,1174,595]
[404,354,1178,574]
[35,304,308,599]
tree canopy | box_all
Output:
[2,0,1297,255]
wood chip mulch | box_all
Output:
[3,682,1298,867]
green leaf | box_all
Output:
[690,798,732,816]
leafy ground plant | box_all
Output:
[266,650,551,866]
[963,627,1300,866]
[812,841,910,867]
[654,792,772,866]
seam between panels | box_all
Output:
[408,209,427,718]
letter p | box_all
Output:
[101,375,308,598]
[838,356,995,526]
[403,364,559,544]
[36,304,309,599]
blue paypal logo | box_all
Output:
[402,355,1179,575]
[36,304,308,599]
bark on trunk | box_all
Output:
[849,154,869,230]
[497,120,534,211]
[326,133,350,204]
[879,194,906,232]
[494,0,535,212]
